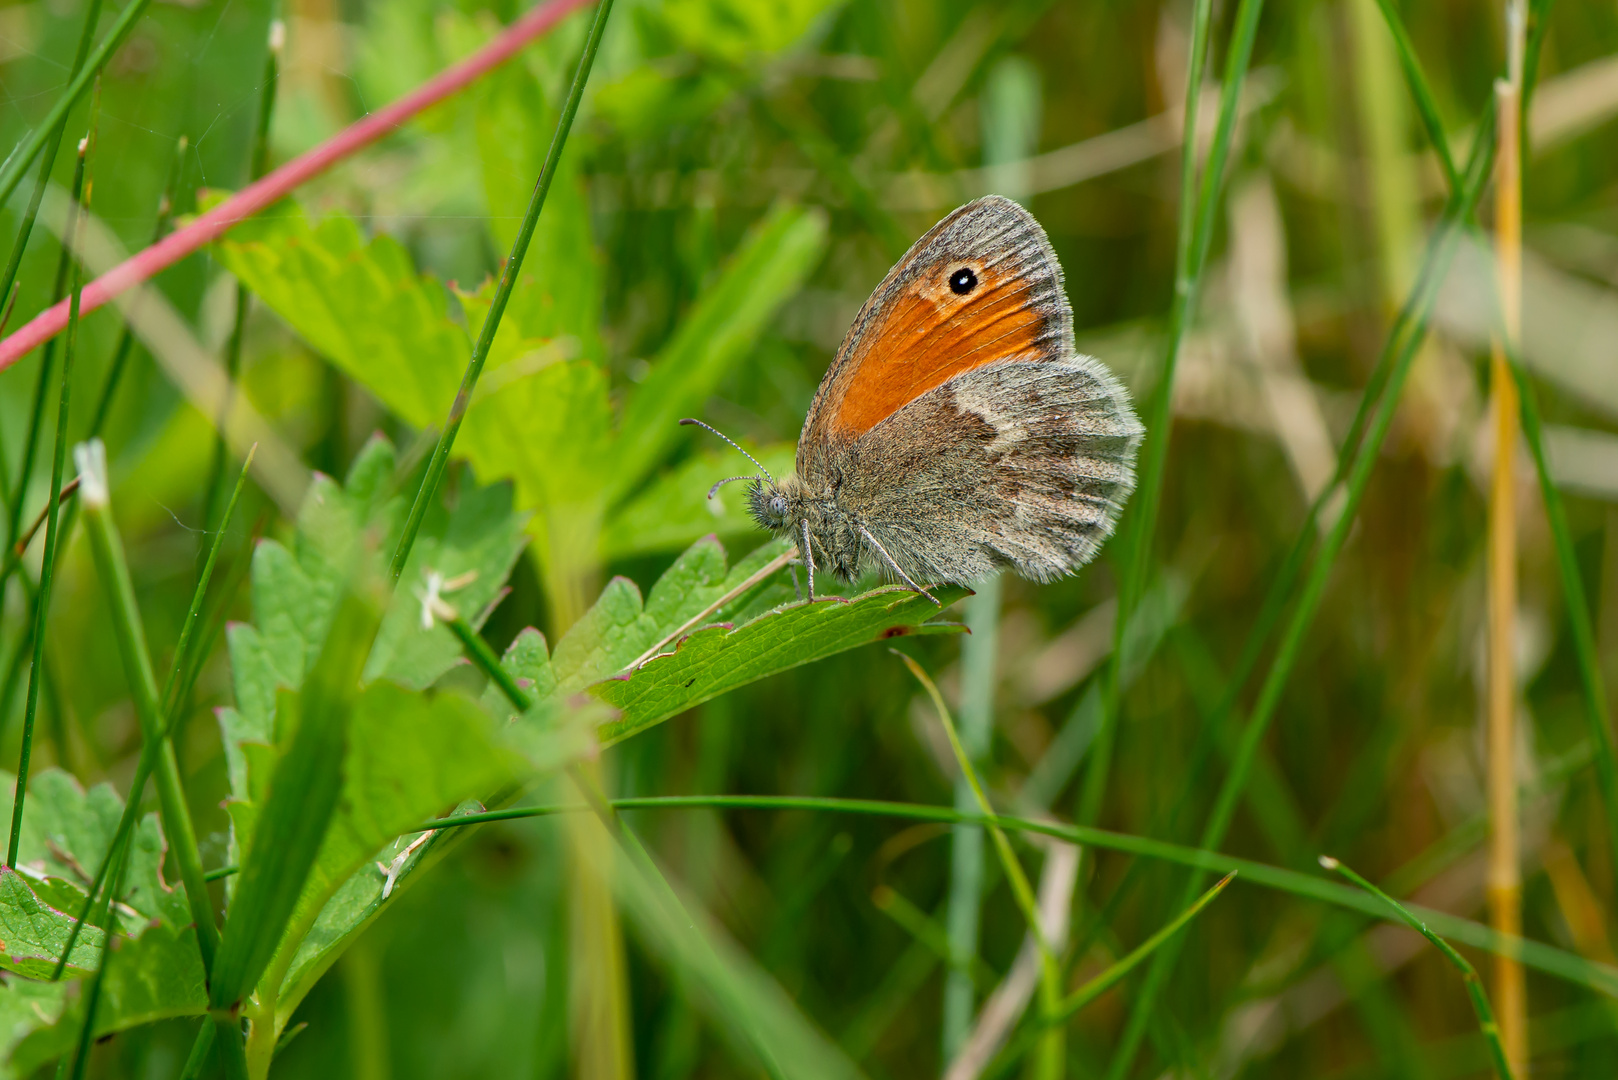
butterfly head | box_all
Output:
[746,474,807,535]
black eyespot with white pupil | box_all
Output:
[949,267,977,295]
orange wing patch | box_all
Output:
[826,261,1049,437]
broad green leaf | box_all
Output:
[594,583,968,744]
[271,801,479,1032]
[213,206,469,430]
[0,771,211,1065]
[608,205,827,503]
[527,534,966,743]
[601,443,796,559]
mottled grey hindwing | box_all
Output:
[830,356,1143,584]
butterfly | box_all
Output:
[688,195,1142,604]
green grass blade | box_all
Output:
[51,448,254,982]
[405,794,1618,1000]
[984,872,1237,1078]
[1060,871,1235,1020]
[66,831,137,1080]
[6,129,91,869]
[388,0,615,583]
[209,586,381,1009]
[1369,0,1459,189]
[0,0,151,211]
[1321,857,1513,1080]
[178,1021,215,1080]
[1127,0,1213,611]
[1081,0,1263,844]
[1503,344,1618,890]
[77,439,221,965]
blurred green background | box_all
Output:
[3,0,1618,1076]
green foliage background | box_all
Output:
[0,0,1617,1076]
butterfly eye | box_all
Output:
[948,267,978,295]
[770,496,788,517]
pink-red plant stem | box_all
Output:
[0,0,591,375]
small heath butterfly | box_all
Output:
[687,196,1143,604]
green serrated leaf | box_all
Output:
[0,868,106,980]
[602,444,796,560]
[593,584,969,744]
[551,535,736,690]
[0,771,186,937]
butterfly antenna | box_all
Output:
[706,475,756,500]
[679,418,775,483]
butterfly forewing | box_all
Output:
[801,196,1075,450]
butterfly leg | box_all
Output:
[788,564,802,602]
[856,524,940,607]
[800,520,817,602]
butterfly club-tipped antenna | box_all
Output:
[679,418,775,486]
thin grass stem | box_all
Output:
[1321,857,1514,1079]
[436,606,786,1078]
[983,872,1236,1079]
[944,575,1002,1062]
[388,0,616,583]
[200,20,281,563]
[2,202,78,596]
[178,1021,215,1080]
[623,548,795,672]
[1504,349,1618,889]
[6,128,92,868]
[896,652,1063,1039]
